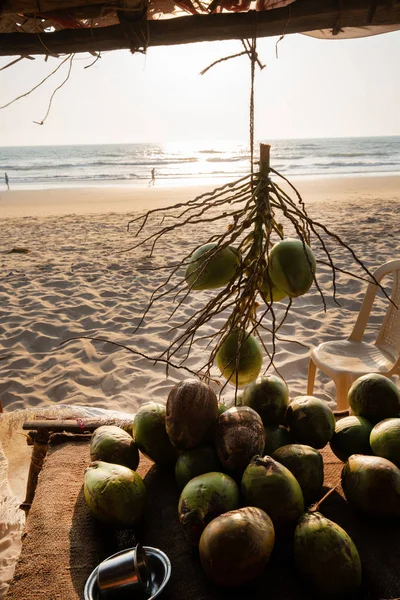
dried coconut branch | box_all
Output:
[123,197,252,256]
[310,485,339,512]
[33,53,74,125]
[269,179,392,304]
[84,53,101,69]
[59,335,206,379]
[126,174,251,234]
[0,54,71,110]
[130,196,257,335]
[0,56,34,71]
[316,260,372,285]
[200,50,248,75]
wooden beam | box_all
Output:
[1,0,400,56]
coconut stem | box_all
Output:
[309,485,339,513]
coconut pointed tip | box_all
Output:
[252,455,277,469]
[85,460,105,472]
[251,455,266,466]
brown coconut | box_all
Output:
[214,406,265,475]
[166,379,218,449]
[199,507,275,587]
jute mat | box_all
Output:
[6,434,400,600]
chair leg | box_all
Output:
[307,358,317,396]
[334,376,351,412]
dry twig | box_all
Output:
[0,55,72,110]
[33,54,74,125]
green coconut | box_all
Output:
[175,446,221,490]
[264,425,294,455]
[286,396,335,449]
[268,238,316,298]
[216,329,263,388]
[260,271,287,303]
[370,418,400,467]
[341,454,400,517]
[166,379,218,450]
[214,406,265,475]
[178,472,240,545]
[330,416,374,463]
[242,375,289,426]
[348,374,400,424]
[218,403,229,416]
[84,461,146,528]
[272,444,324,507]
[185,243,240,290]
[132,402,177,465]
[294,512,362,599]
[90,425,139,471]
[199,507,275,587]
[241,455,304,535]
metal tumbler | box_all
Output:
[96,543,151,594]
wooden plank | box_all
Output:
[0,0,400,56]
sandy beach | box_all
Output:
[1,174,399,413]
[0,174,399,597]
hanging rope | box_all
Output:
[200,29,264,190]
[243,32,258,189]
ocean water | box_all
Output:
[0,136,399,190]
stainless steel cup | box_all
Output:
[96,543,151,594]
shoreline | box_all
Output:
[1,173,400,218]
[1,169,400,191]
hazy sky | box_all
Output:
[0,29,399,146]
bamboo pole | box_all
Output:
[1,0,400,56]
[259,143,270,179]
[22,418,128,432]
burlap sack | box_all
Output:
[6,434,400,600]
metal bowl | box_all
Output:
[84,546,171,600]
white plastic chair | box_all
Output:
[307,259,400,411]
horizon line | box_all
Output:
[1,133,400,149]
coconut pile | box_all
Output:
[83,373,400,598]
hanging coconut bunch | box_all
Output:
[122,142,388,397]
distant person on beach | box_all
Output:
[149,168,156,187]
[5,172,9,190]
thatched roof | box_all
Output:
[0,0,399,56]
